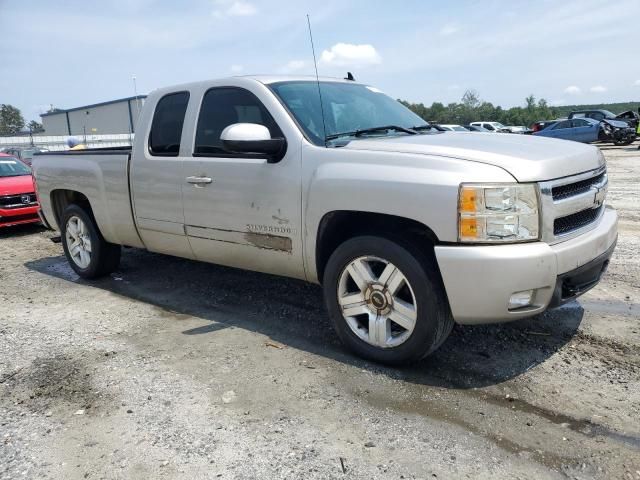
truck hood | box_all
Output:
[341,132,604,182]
[0,175,35,196]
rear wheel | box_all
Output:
[323,236,453,365]
[61,204,121,279]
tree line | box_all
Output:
[399,90,639,127]
[0,104,43,135]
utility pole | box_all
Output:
[132,75,140,115]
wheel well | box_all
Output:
[50,189,92,227]
[315,211,438,282]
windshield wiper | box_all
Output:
[411,123,446,132]
[326,125,417,141]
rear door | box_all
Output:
[180,86,304,279]
[130,91,195,258]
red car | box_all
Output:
[0,153,40,228]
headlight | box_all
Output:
[458,183,539,243]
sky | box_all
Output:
[1,0,639,122]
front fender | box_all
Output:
[302,147,516,282]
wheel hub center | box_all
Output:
[365,284,393,313]
[370,292,386,309]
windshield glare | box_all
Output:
[0,158,31,177]
[270,81,426,145]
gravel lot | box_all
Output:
[1,144,639,480]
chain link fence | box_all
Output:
[0,133,133,151]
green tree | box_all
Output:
[27,120,43,132]
[0,104,25,135]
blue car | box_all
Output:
[533,117,601,143]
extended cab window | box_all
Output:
[194,87,282,155]
[149,91,190,156]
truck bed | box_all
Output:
[32,148,145,249]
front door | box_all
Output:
[181,87,304,279]
[571,119,596,143]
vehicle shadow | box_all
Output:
[25,248,583,389]
[0,223,46,239]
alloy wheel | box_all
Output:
[65,215,92,269]
[337,256,418,348]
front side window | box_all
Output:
[270,81,427,145]
[194,87,283,155]
[555,120,572,129]
[149,91,190,156]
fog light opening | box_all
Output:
[509,290,535,310]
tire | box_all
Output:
[61,204,121,279]
[323,235,454,365]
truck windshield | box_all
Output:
[270,81,427,145]
[0,158,31,177]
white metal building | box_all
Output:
[40,96,147,136]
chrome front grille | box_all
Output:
[0,192,38,209]
[540,166,607,244]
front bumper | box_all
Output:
[0,205,40,228]
[434,206,618,324]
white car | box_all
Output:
[439,124,469,132]
[470,121,510,132]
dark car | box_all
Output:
[568,109,639,131]
[2,147,49,166]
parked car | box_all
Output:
[469,121,511,133]
[534,117,635,145]
[0,153,40,228]
[438,124,469,132]
[506,126,532,134]
[568,109,639,131]
[3,147,50,166]
[530,120,559,133]
[463,124,490,132]
[33,75,617,365]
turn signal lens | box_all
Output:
[459,186,483,213]
[459,217,478,237]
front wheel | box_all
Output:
[323,236,454,365]
[61,204,121,279]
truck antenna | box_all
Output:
[306,14,328,146]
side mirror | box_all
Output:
[220,123,286,163]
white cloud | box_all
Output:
[447,84,460,90]
[439,24,459,36]
[589,85,607,93]
[634,80,640,86]
[564,85,581,95]
[230,64,244,73]
[277,60,306,74]
[212,0,257,18]
[319,43,381,67]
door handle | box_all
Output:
[186,176,213,185]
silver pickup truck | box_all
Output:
[32,76,617,365]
